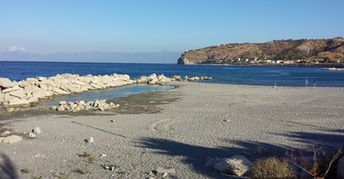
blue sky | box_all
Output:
[0,0,343,54]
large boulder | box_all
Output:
[6,97,30,106]
[148,73,157,80]
[8,88,26,99]
[24,85,53,99]
[172,75,182,81]
[205,155,253,176]
[0,78,17,89]
[1,85,21,93]
[148,77,159,85]
[158,74,171,83]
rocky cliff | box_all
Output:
[178,38,344,65]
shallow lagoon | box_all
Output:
[40,84,174,106]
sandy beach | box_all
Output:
[1,82,344,178]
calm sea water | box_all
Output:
[1,61,344,87]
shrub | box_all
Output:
[249,157,293,178]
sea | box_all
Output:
[1,61,344,87]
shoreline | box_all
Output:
[1,81,343,120]
[178,62,344,68]
[1,82,344,178]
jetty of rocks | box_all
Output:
[0,73,211,110]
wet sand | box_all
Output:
[1,82,344,178]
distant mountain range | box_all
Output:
[178,37,344,65]
[0,51,181,64]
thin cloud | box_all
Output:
[7,46,26,52]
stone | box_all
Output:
[86,137,94,143]
[205,155,253,176]
[8,88,26,99]
[148,73,157,80]
[37,77,47,81]
[28,132,36,138]
[6,108,15,112]
[149,78,159,85]
[172,75,182,81]
[59,101,67,106]
[0,130,11,136]
[6,97,30,106]
[26,96,39,103]
[51,88,69,95]
[1,85,21,93]
[0,78,17,89]
[0,135,23,144]
[57,106,65,111]
[32,127,41,134]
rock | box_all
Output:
[0,135,23,144]
[59,101,67,105]
[79,100,85,105]
[6,97,30,106]
[51,87,69,95]
[148,78,159,85]
[205,155,253,176]
[338,156,344,179]
[6,108,15,112]
[1,85,21,93]
[86,137,94,143]
[148,73,157,80]
[54,100,117,112]
[150,167,176,178]
[158,74,171,83]
[0,130,11,136]
[56,106,65,111]
[37,76,47,81]
[172,75,182,81]
[0,78,17,89]
[28,132,36,138]
[110,120,115,123]
[32,127,41,134]
[8,88,26,99]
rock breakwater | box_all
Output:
[0,73,211,111]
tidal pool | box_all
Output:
[40,84,174,106]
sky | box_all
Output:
[0,0,343,62]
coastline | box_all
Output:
[1,82,344,178]
[177,62,344,68]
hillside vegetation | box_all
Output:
[178,38,344,65]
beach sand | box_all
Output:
[1,82,344,178]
